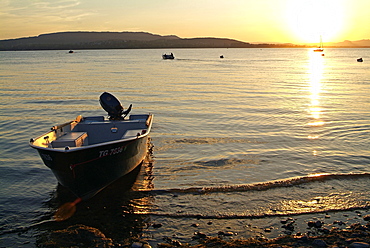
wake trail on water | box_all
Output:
[142,172,370,195]
[132,173,370,219]
[138,206,370,220]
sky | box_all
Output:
[1,0,369,44]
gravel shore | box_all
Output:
[39,211,370,247]
[184,222,370,247]
[156,213,370,248]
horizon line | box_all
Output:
[1,30,370,45]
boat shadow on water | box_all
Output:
[35,148,155,246]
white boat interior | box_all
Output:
[31,114,152,150]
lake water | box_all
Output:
[0,48,369,247]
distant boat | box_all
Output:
[313,36,324,52]
[357,58,363,62]
[162,53,174,59]
[69,50,74,53]
[220,55,224,58]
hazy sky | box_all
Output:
[1,0,369,43]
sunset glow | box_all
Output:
[0,0,369,43]
[285,0,347,43]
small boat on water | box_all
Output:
[30,92,154,200]
[313,36,324,52]
[162,53,175,59]
[68,50,74,53]
[357,58,363,62]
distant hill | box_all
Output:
[0,31,304,51]
[327,39,370,47]
[0,31,369,50]
[26,31,181,43]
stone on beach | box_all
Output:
[349,242,370,248]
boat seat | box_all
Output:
[51,132,88,148]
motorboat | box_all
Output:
[30,92,153,200]
[162,53,174,59]
[357,58,363,62]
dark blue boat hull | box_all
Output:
[36,136,149,199]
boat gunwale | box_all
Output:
[29,114,153,153]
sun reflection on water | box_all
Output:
[273,191,366,215]
[307,51,325,138]
[308,52,324,120]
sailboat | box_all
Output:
[313,36,324,52]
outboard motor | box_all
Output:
[99,92,132,120]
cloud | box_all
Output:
[0,0,99,38]
[31,0,81,10]
[0,0,94,22]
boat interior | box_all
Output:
[31,114,151,149]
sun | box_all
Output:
[286,0,345,43]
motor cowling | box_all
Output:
[99,92,125,120]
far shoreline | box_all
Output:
[1,31,369,51]
[1,46,370,52]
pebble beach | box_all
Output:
[37,209,370,247]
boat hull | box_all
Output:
[162,54,174,59]
[35,135,149,199]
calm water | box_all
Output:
[0,48,369,246]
